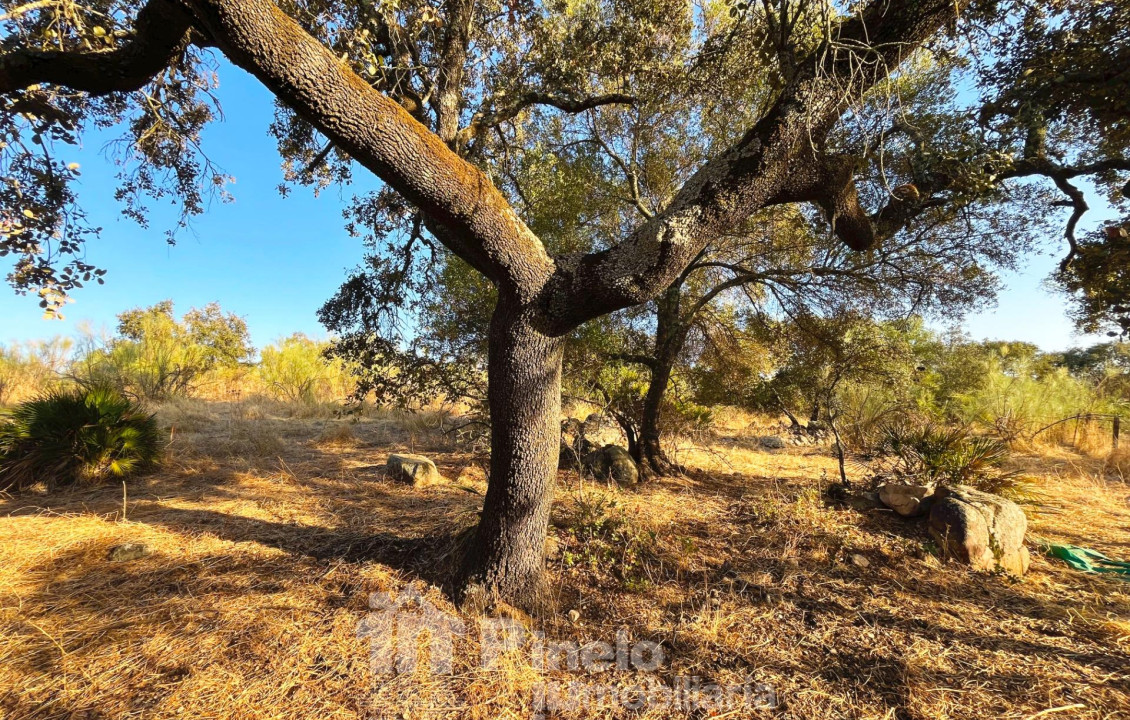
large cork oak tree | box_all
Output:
[1,0,973,608]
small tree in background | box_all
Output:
[257,334,352,404]
[74,301,253,400]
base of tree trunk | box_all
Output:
[636,437,681,478]
[454,301,563,614]
[456,550,553,614]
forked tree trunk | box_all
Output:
[458,298,564,610]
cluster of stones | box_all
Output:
[876,480,1030,575]
[385,412,641,492]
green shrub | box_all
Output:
[874,421,1023,495]
[955,358,1102,443]
[0,387,164,491]
[72,301,253,401]
[256,334,351,404]
[558,492,656,590]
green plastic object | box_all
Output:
[1044,543,1130,578]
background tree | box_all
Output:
[76,300,251,399]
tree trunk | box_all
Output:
[458,298,564,610]
[633,285,683,476]
[638,353,676,476]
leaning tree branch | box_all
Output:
[456,92,636,150]
[683,272,766,320]
[178,0,554,300]
[545,0,971,331]
[0,0,198,96]
[871,152,1130,261]
[603,352,658,370]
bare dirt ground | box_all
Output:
[1,400,1128,719]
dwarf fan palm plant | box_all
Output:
[0,387,164,491]
[875,421,1030,497]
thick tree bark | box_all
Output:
[458,298,563,609]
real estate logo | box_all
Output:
[356,587,776,717]
[356,587,465,676]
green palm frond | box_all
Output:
[0,386,165,492]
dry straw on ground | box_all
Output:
[1,404,1128,719]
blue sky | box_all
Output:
[2,65,379,350]
[0,62,1108,353]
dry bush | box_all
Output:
[393,405,459,435]
[222,395,348,420]
[708,406,783,439]
[274,399,346,420]
[0,338,72,406]
[1074,417,1122,456]
[314,422,360,449]
[190,415,284,459]
[188,365,257,401]
[1027,415,1123,461]
[155,396,220,433]
[1106,447,1130,480]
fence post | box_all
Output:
[1115,416,1121,451]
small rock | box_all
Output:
[846,490,883,511]
[850,553,870,568]
[758,435,787,450]
[107,542,150,562]
[567,609,581,623]
[878,481,937,517]
[386,453,445,488]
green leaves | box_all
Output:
[874,421,1019,492]
[77,300,254,401]
[0,386,164,492]
[1055,217,1130,339]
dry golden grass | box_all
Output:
[314,422,362,449]
[1105,447,1129,481]
[1,402,1128,719]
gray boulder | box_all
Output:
[758,435,787,450]
[928,485,1029,575]
[560,417,599,469]
[387,453,445,488]
[583,445,639,486]
[582,413,623,447]
[878,481,937,517]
